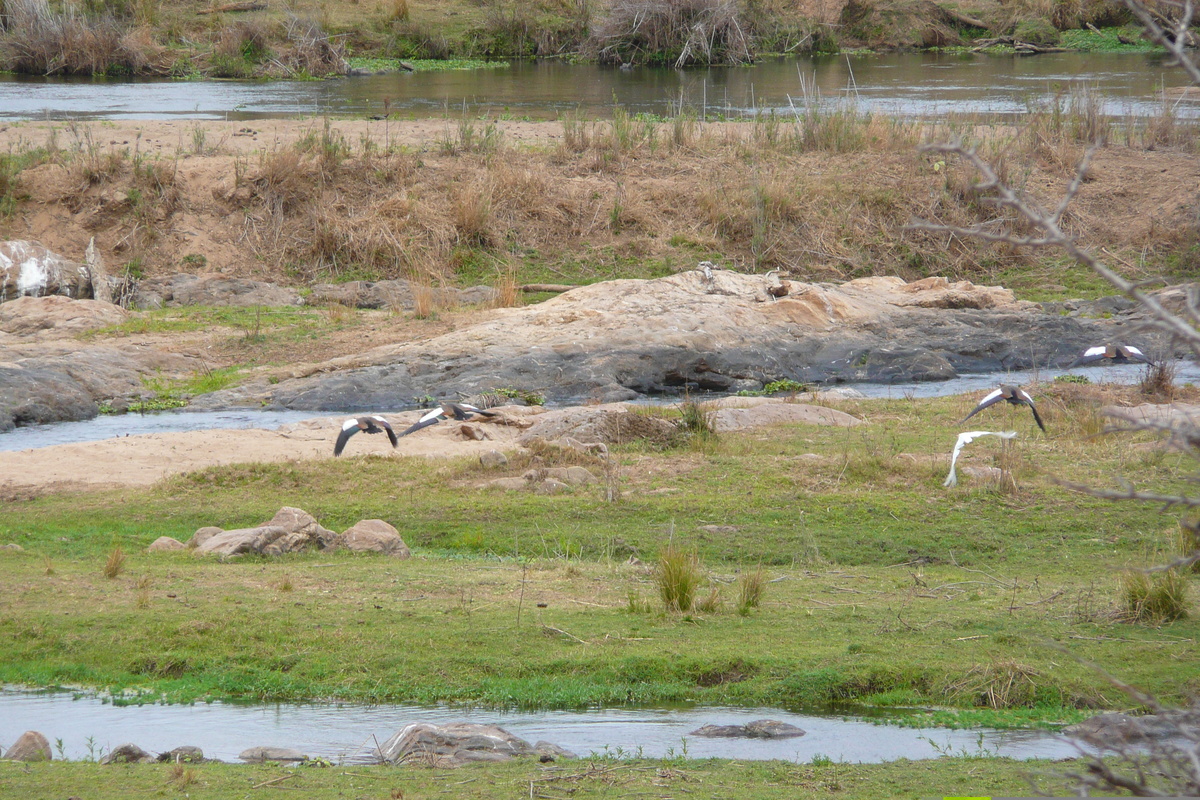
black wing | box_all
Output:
[372,416,399,448]
[1014,390,1047,433]
[333,426,358,457]
[398,407,445,437]
[1121,346,1153,365]
[1067,346,1110,369]
[960,388,1005,424]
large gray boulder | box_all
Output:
[0,241,91,301]
[197,271,1155,413]
[2,730,51,761]
[239,746,308,763]
[195,507,338,556]
[379,722,573,767]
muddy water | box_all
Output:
[0,690,1081,763]
[0,52,1194,121]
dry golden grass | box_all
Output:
[1119,569,1190,623]
[103,545,125,579]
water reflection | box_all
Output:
[0,52,1193,121]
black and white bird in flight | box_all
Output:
[333,415,399,456]
[961,385,1046,432]
[398,402,499,438]
[1067,344,1152,369]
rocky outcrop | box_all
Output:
[0,241,91,302]
[0,342,197,431]
[690,719,806,739]
[100,743,155,764]
[517,406,679,447]
[705,399,863,431]
[0,296,128,335]
[306,279,497,310]
[2,730,51,761]
[379,722,575,767]
[158,746,206,763]
[195,507,339,556]
[199,271,1148,413]
[132,273,303,309]
[341,519,410,557]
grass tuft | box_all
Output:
[1119,569,1189,624]
[737,566,766,614]
[656,542,704,612]
[103,545,126,579]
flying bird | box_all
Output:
[333,415,399,457]
[1067,344,1153,369]
[961,384,1046,432]
[944,430,1018,487]
[398,402,499,438]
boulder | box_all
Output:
[157,746,206,763]
[486,477,528,491]
[0,241,90,301]
[189,526,223,548]
[239,746,308,763]
[195,508,338,556]
[3,730,51,761]
[542,466,597,486]
[379,722,554,767]
[533,741,578,761]
[1,543,24,551]
[341,519,410,557]
[479,450,508,468]
[147,536,186,552]
[100,743,155,764]
[0,296,129,336]
[690,719,806,739]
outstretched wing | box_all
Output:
[944,430,1019,487]
[961,388,1004,424]
[1067,346,1109,369]
[1012,390,1047,432]
[398,407,446,437]
[1122,345,1153,365]
[333,419,361,456]
[372,416,399,448]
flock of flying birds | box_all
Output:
[330,344,1153,456]
[958,344,1152,433]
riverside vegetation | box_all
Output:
[0,0,1183,79]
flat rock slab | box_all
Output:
[0,295,128,336]
[709,402,862,432]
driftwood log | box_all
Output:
[520,284,577,294]
[936,4,988,29]
[198,1,266,14]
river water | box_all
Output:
[0,690,1081,764]
[0,362,1195,452]
[0,52,1195,121]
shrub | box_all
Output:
[1013,18,1060,45]
[589,0,753,67]
[1119,570,1189,624]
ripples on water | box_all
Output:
[0,691,1081,763]
[0,52,1194,121]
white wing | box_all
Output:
[979,388,1003,405]
[418,407,443,423]
[944,430,1018,488]
[1125,346,1145,356]
[341,418,360,431]
[1082,346,1107,357]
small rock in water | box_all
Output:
[239,746,309,763]
[101,743,154,764]
[158,746,206,763]
[690,719,805,739]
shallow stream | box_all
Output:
[0,690,1082,764]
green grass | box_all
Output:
[347,56,510,72]
[0,395,1196,717]
[1058,27,1161,53]
[0,756,1088,799]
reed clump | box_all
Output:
[656,542,704,612]
[590,0,753,67]
[1119,569,1189,623]
[103,545,125,579]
